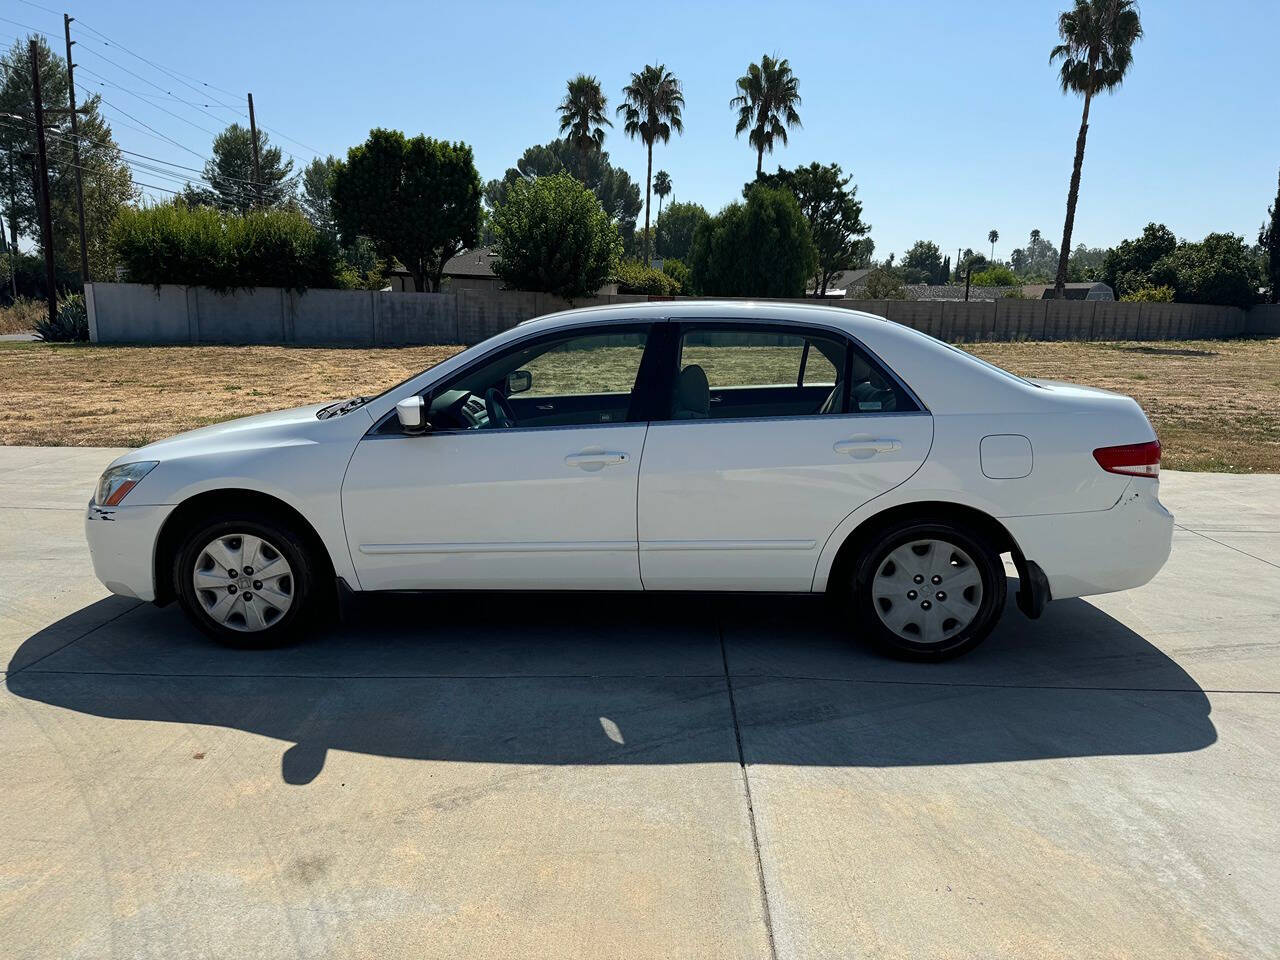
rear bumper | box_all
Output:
[1003,478,1173,600]
[84,500,174,602]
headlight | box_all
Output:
[95,461,158,506]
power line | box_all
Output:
[67,18,321,162]
[0,15,57,42]
[0,117,259,186]
[96,98,208,161]
[75,50,222,137]
[71,17,243,103]
[74,64,244,114]
[13,0,62,15]
[2,115,275,205]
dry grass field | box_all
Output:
[0,299,43,335]
[1,337,1277,472]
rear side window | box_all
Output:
[667,325,918,420]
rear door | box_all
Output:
[637,321,933,591]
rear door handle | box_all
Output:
[565,450,629,470]
[834,438,902,459]
[536,403,555,411]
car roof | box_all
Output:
[518,299,891,334]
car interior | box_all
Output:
[396,324,911,434]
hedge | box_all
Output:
[110,203,341,293]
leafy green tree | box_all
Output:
[183,123,297,213]
[861,266,908,299]
[331,129,482,292]
[988,229,999,260]
[754,162,870,294]
[484,140,641,243]
[971,264,1020,286]
[941,255,951,283]
[654,200,709,262]
[731,55,802,178]
[1103,222,1175,297]
[617,64,685,265]
[558,75,611,168]
[1119,284,1173,302]
[652,169,672,245]
[1,36,136,282]
[1009,228,1060,279]
[1149,233,1262,308]
[688,185,815,297]
[901,240,946,285]
[1049,0,1143,297]
[299,155,340,237]
[1066,243,1109,281]
[661,257,690,293]
[490,172,620,299]
[1260,166,1280,303]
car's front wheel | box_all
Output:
[850,519,1007,660]
[175,514,319,647]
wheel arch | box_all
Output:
[153,488,337,606]
[822,500,1027,599]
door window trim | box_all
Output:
[651,318,928,424]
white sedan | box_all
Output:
[86,301,1172,659]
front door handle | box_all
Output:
[834,437,902,459]
[565,450,629,471]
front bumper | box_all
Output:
[1003,477,1173,600]
[84,500,175,602]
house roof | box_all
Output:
[821,267,873,295]
[1022,282,1113,300]
[443,246,497,279]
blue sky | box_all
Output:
[6,0,1279,261]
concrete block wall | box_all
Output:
[85,282,1273,347]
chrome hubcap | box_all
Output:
[872,539,983,645]
[193,533,293,632]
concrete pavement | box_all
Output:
[1,446,1277,959]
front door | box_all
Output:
[637,322,934,591]
[342,325,653,591]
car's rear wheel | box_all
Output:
[175,514,318,647]
[850,519,1006,660]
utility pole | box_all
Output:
[247,93,262,207]
[6,153,16,299]
[64,14,89,283]
[30,40,57,327]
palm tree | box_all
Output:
[618,64,685,265]
[730,54,802,178]
[558,74,611,173]
[1049,0,1142,297]
[652,170,672,255]
[988,229,999,261]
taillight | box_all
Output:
[1093,440,1161,477]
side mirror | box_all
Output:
[395,395,429,434]
[506,369,532,395]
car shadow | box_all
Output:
[5,585,1216,785]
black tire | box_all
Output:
[849,519,1006,661]
[174,512,319,648]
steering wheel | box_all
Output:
[484,388,517,429]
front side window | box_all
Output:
[425,327,649,431]
[667,325,916,420]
